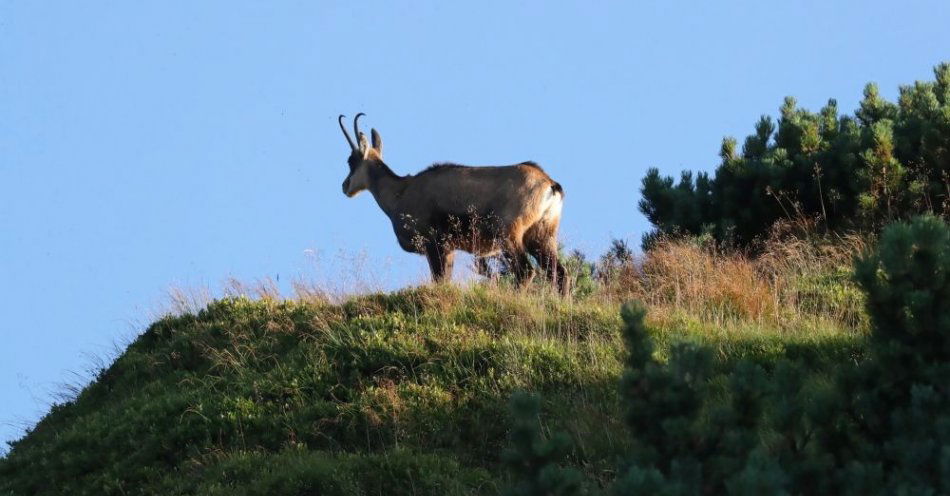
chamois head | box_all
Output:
[338,113,384,197]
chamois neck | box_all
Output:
[366,160,405,216]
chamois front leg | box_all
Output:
[425,242,455,283]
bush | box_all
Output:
[640,63,950,248]
[504,215,950,494]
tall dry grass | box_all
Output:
[596,230,870,335]
[155,227,870,344]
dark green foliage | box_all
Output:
[619,303,709,475]
[615,304,776,494]
[606,216,950,494]
[837,215,950,492]
[502,392,583,496]
[854,215,950,369]
[640,63,950,248]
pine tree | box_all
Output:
[640,63,950,248]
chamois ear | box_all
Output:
[358,132,370,157]
[371,128,383,155]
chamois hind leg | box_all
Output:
[425,242,455,283]
[502,236,534,288]
[527,236,569,296]
[503,250,534,287]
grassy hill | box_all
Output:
[0,238,868,495]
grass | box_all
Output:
[0,235,869,495]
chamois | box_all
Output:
[338,113,568,294]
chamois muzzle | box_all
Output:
[342,177,353,197]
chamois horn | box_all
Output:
[338,114,356,151]
[353,112,366,147]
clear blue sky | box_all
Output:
[2,1,948,449]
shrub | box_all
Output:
[504,215,950,494]
[640,63,950,248]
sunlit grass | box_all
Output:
[0,234,870,494]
